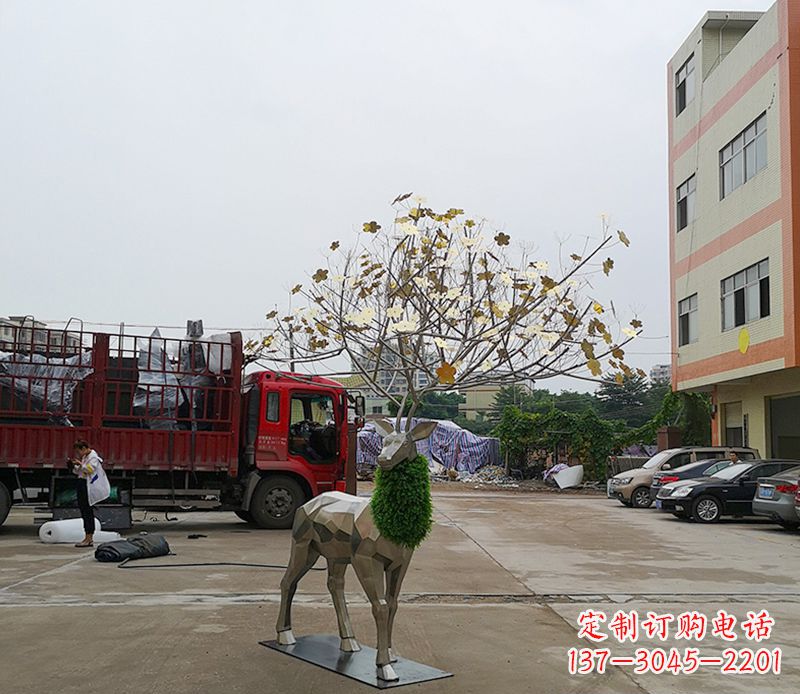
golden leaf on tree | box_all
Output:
[580,340,595,360]
[291,284,302,295]
[593,302,604,314]
[330,241,340,251]
[362,220,381,234]
[602,258,614,275]
[391,192,413,204]
[265,310,278,320]
[617,230,630,247]
[312,268,329,283]
[436,361,457,384]
[615,373,624,385]
[570,253,582,262]
[494,232,511,246]
[630,318,643,329]
[611,346,625,360]
[587,358,602,376]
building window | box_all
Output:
[723,402,744,447]
[678,294,698,346]
[720,113,767,198]
[676,175,696,232]
[371,406,383,414]
[721,259,770,331]
[675,54,695,115]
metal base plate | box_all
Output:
[260,635,453,689]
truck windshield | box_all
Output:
[289,393,337,463]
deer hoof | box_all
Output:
[377,664,399,682]
[340,637,361,652]
[388,648,398,663]
[276,629,296,646]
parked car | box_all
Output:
[655,461,800,523]
[753,468,800,530]
[650,458,734,501]
[607,447,758,509]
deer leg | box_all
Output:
[327,560,359,652]
[385,561,410,663]
[275,541,319,645]
[352,554,397,681]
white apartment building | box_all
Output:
[669,1,800,456]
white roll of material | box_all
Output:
[38,518,122,544]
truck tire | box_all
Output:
[0,481,11,527]
[249,476,306,529]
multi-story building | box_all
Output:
[0,316,81,353]
[668,1,800,457]
[649,364,672,384]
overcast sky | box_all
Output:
[0,0,773,391]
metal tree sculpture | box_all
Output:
[263,195,642,681]
[253,194,642,425]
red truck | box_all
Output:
[0,325,363,529]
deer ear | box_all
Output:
[373,419,394,436]
[409,420,437,442]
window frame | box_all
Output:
[719,112,767,199]
[265,391,280,423]
[676,174,696,232]
[720,259,770,331]
[678,293,698,346]
[675,54,695,116]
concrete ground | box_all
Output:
[1,489,798,694]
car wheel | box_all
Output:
[234,510,254,523]
[631,486,653,509]
[249,476,306,529]
[692,495,721,523]
[0,481,11,527]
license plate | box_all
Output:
[656,500,662,509]
[759,487,775,499]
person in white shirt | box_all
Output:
[69,439,111,548]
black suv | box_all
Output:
[656,460,800,523]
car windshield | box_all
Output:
[643,450,678,469]
[711,463,753,481]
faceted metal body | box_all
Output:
[275,419,437,683]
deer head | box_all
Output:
[373,419,438,471]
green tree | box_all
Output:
[553,390,599,414]
[596,374,652,427]
[625,390,712,447]
[388,391,465,419]
[493,406,625,480]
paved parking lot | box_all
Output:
[1,489,798,693]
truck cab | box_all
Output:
[239,371,363,528]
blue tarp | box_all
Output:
[357,418,500,475]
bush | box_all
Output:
[371,455,433,549]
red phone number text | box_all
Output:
[568,647,781,675]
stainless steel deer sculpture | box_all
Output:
[275,418,437,682]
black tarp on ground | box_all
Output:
[94,534,170,562]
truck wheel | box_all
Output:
[250,476,306,529]
[0,481,11,527]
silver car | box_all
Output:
[753,466,800,529]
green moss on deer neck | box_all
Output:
[371,455,433,549]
